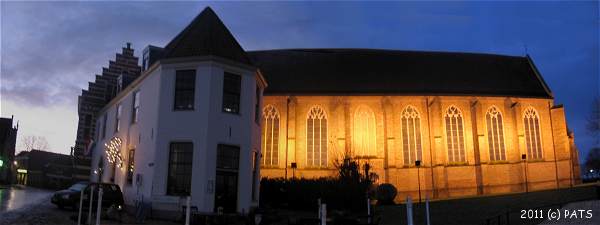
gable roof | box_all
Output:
[248,49,553,98]
[162,7,251,65]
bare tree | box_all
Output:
[588,98,600,142]
[585,147,600,172]
[19,135,50,152]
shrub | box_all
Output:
[375,183,397,205]
[259,156,377,212]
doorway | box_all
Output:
[214,144,240,213]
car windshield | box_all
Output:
[69,183,87,191]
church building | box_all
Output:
[254,49,582,200]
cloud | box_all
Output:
[0,1,597,160]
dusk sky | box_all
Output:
[1,1,598,163]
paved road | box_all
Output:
[0,185,52,212]
[0,186,73,225]
[0,185,178,225]
[538,200,600,225]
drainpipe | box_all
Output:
[549,102,559,189]
[426,97,436,198]
[285,96,290,180]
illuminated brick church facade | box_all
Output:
[251,49,582,200]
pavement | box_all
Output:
[0,185,52,212]
[0,185,179,225]
[538,200,600,225]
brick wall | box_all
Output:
[260,95,580,201]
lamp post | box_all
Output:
[291,162,297,179]
[415,160,422,203]
[522,154,528,193]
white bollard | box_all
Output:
[95,188,103,225]
[406,196,413,225]
[367,196,371,224]
[185,196,191,225]
[317,198,321,219]
[425,195,431,225]
[88,186,95,225]
[320,203,327,225]
[77,190,84,225]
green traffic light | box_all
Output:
[0,159,3,167]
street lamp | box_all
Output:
[291,162,297,179]
[522,154,528,193]
[415,160,422,203]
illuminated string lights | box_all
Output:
[105,137,124,168]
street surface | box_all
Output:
[0,186,52,212]
[0,185,72,225]
[0,185,178,225]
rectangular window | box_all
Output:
[255,85,260,123]
[222,72,241,114]
[115,104,122,133]
[132,91,140,123]
[127,149,135,185]
[174,70,196,110]
[252,151,258,201]
[217,144,240,170]
[84,114,92,126]
[167,142,193,196]
[101,114,107,139]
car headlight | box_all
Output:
[61,194,70,200]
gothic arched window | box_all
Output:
[262,105,279,166]
[486,106,506,161]
[307,106,327,167]
[353,105,377,157]
[523,107,543,159]
[445,105,466,163]
[401,106,422,165]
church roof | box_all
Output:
[248,49,552,98]
[162,7,251,65]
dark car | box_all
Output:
[51,182,124,212]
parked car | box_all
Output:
[51,182,124,212]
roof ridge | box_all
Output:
[247,48,525,59]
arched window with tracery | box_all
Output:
[486,106,506,161]
[445,105,466,163]
[307,106,327,167]
[401,106,422,165]
[262,105,279,166]
[353,105,377,157]
[523,107,542,159]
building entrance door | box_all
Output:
[214,171,238,213]
[214,144,240,213]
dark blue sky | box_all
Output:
[1,1,598,163]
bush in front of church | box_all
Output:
[259,156,378,212]
[375,183,398,205]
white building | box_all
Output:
[90,7,265,216]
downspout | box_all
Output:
[549,102,559,189]
[285,96,290,180]
[382,98,389,183]
[426,97,436,198]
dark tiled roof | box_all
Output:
[26,150,71,171]
[248,49,552,98]
[162,7,251,65]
